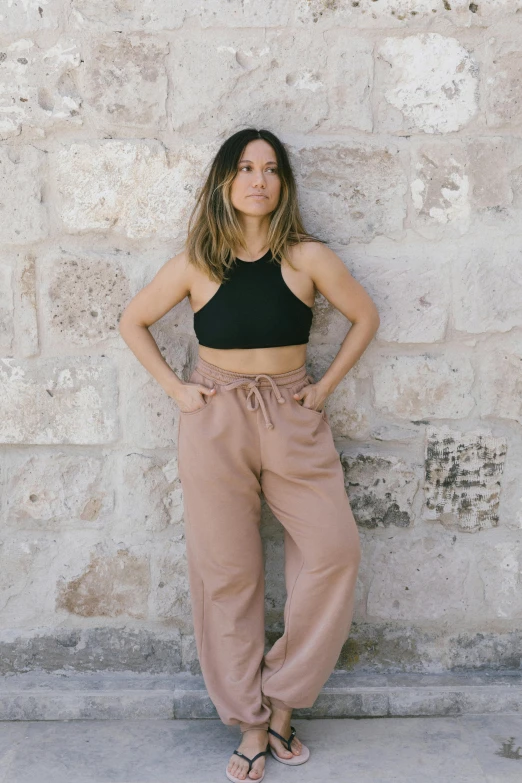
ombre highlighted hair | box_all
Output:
[184,127,325,283]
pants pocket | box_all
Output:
[179,369,217,415]
[291,377,326,418]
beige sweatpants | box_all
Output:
[177,356,361,732]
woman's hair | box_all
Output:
[184,127,326,282]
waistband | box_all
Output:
[194,357,312,430]
[195,356,309,387]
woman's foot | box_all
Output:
[267,701,303,760]
[227,728,268,781]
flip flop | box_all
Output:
[225,742,270,782]
[268,725,310,765]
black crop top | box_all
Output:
[193,249,314,349]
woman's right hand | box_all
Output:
[171,382,216,413]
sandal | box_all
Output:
[268,725,310,765]
[225,742,270,782]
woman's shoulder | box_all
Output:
[286,239,330,269]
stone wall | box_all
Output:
[1,1,522,675]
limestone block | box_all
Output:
[453,236,522,334]
[5,452,114,529]
[424,426,506,533]
[0,625,184,672]
[149,540,192,632]
[477,540,522,620]
[0,356,118,444]
[51,140,210,239]
[42,251,131,346]
[411,138,515,234]
[72,0,293,32]
[480,339,522,425]
[120,335,192,449]
[70,0,188,31]
[373,355,475,419]
[341,452,419,529]
[0,536,61,623]
[56,546,149,619]
[0,258,13,354]
[348,247,451,343]
[81,34,168,131]
[118,452,183,534]
[375,33,479,134]
[366,533,485,622]
[169,28,330,139]
[370,424,420,442]
[294,142,406,244]
[0,249,38,357]
[0,146,48,244]
[199,0,292,26]
[410,142,470,235]
[326,373,370,440]
[472,0,522,19]
[0,0,62,33]
[445,627,522,670]
[294,0,474,28]
[15,250,38,357]
[0,38,81,138]
[468,138,512,210]
[506,482,522,533]
[304,31,373,133]
[485,42,522,128]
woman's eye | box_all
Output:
[240,166,278,173]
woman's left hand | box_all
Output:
[293,382,328,413]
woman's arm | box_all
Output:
[299,242,380,398]
[118,251,215,410]
[119,251,190,396]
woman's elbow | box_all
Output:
[118,308,142,336]
[361,305,380,337]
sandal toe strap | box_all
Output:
[268,725,297,750]
[233,746,269,772]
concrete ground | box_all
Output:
[1,715,522,783]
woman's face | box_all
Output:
[230,139,281,218]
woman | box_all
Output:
[119,128,380,782]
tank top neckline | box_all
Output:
[193,245,313,348]
[234,249,272,264]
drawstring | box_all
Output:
[222,374,287,430]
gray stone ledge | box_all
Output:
[0,670,520,721]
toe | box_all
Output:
[229,758,246,780]
[248,761,264,779]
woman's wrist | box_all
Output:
[316,375,337,397]
[161,374,185,398]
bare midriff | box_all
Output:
[197,343,308,375]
